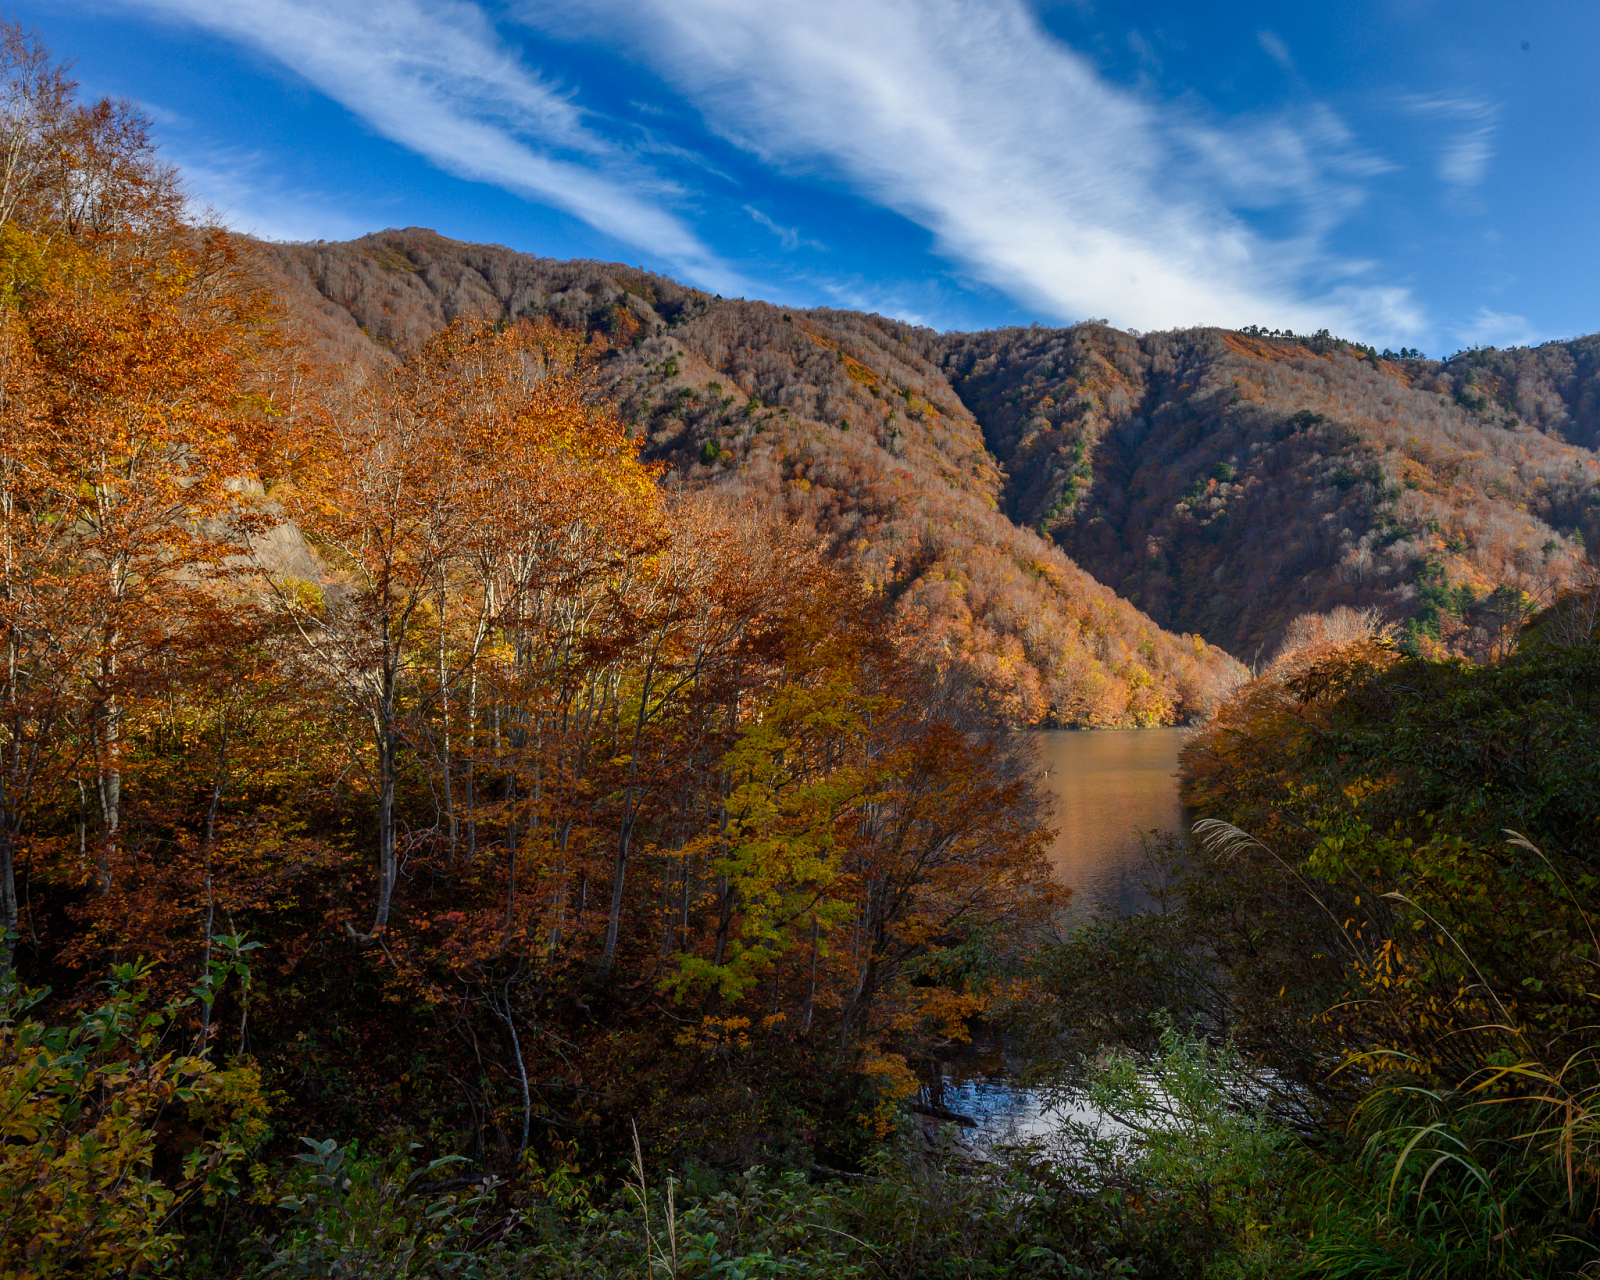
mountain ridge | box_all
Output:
[941,323,1598,654]
[260,229,1240,726]
[257,227,1598,680]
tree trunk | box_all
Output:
[0,827,17,976]
[713,874,734,968]
[95,699,119,894]
[802,917,820,1037]
[466,669,478,860]
[835,891,883,1066]
[599,807,633,976]
[372,721,398,936]
[198,726,228,1051]
[438,571,458,859]
[599,653,660,978]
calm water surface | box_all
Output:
[925,728,1193,1136]
[1036,727,1192,922]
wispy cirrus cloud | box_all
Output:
[111,0,741,290]
[744,205,823,252]
[1256,30,1295,73]
[1452,306,1536,350]
[1405,94,1498,192]
[105,0,1432,341]
[1440,126,1495,190]
[518,0,1421,341]
[168,139,371,242]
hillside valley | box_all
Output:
[11,22,1600,1277]
[944,325,1600,656]
[263,231,1240,726]
[263,228,1600,673]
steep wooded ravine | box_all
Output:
[940,325,1600,656]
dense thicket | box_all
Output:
[1025,589,1600,1276]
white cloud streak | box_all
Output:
[1439,130,1494,189]
[174,143,370,242]
[112,0,741,290]
[745,205,799,249]
[1452,306,1536,350]
[1405,95,1498,191]
[518,0,1422,340]
[744,205,824,252]
[1256,30,1295,73]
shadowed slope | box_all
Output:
[941,325,1599,656]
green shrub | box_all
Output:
[520,1158,869,1279]
[250,1138,498,1279]
[1032,1024,1310,1279]
[1304,1076,1597,1278]
[0,964,266,1278]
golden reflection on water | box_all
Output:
[1033,728,1192,921]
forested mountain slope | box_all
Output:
[1436,334,1600,450]
[261,228,1600,670]
[19,18,1600,1267]
[940,326,1600,656]
[261,229,1240,725]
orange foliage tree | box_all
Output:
[261,318,662,941]
[0,24,273,970]
[0,25,1061,1167]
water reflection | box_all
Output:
[1034,728,1192,922]
[923,1045,1030,1128]
[916,730,1195,1139]
[924,1042,1125,1146]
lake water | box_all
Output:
[923,728,1193,1139]
[1036,727,1192,923]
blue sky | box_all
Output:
[22,0,1600,352]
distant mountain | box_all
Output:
[941,326,1598,656]
[258,227,1598,690]
[1436,336,1600,450]
[261,229,1241,727]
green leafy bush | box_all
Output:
[0,964,266,1278]
[251,1138,498,1279]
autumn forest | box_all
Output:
[7,23,1600,1280]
